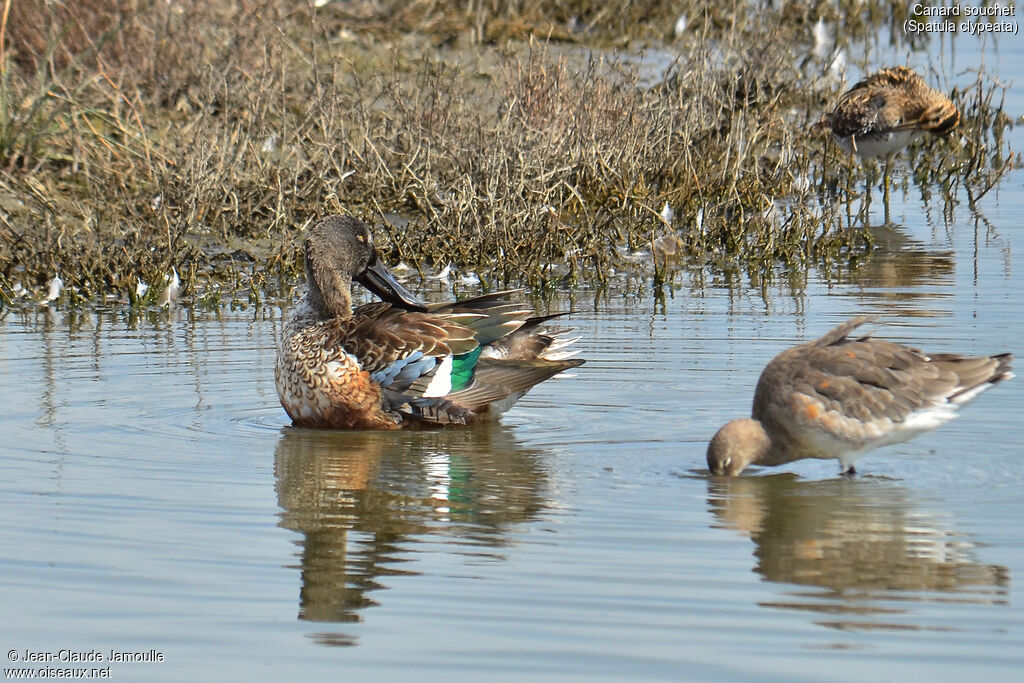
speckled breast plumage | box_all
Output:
[275,311,395,430]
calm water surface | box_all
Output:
[2,37,1024,683]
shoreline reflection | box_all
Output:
[835,222,956,316]
[707,474,1009,632]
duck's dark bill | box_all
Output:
[358,255,429,311]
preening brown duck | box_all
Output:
[275,216,584,429]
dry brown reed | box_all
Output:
[0,0,1013,307]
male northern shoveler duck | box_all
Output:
[275,215,585,429]
[815,66,959,212]
[707,316,1013,476]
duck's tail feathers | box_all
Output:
[480,311,584,363]
[942,352,1014,404]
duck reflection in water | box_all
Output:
[706,474,1008,631]
[836,222,955,311]
[274,424,551,641]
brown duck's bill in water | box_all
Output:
[356,253,429,312]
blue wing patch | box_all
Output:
[370,351,438,391]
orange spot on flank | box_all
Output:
[803,403,822,420]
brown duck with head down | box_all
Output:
[275,216,584,429]
[817,66,959,161]
[707,316,1012,476]
[816,66,959,213]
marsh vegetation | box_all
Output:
[0,0,1014,307]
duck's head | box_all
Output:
[304,216,427,317]
[706,418,770,476]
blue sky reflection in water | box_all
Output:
[1,31,1024,683]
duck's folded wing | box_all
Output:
[318,303,478,396]
[794,340,943,426]
[334,302,473,362]
[759,336,995,445]
[445,358,585,412]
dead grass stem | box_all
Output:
[0,0,1013,307]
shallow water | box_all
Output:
[3,33,1024,683]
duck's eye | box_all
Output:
[356,234,366,243]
